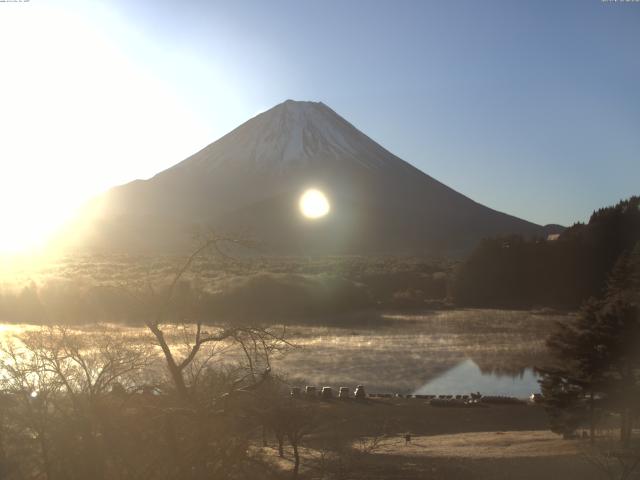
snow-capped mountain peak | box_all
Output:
[174,100,393,174]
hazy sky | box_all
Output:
[0,0,638,252]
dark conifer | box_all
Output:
[539,245,640,445]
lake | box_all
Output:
[271,309,561,395]
[413,358,540,397]
[0,309,564,397]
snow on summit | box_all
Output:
[173,100,394,174]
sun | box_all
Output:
[299,189,330,219]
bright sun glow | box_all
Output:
[299,189,330,219]
[0,2,244,256]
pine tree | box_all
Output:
[540,299,609,441]
[540,243,640,444]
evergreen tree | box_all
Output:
[539,299,609,441]
[453,196,640,308]
[539,243,640,444]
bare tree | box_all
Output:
[283,399,318,479]
[103,235,293,479]
[0,326,152,480]
[114,235,291,402]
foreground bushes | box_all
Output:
[0,326,310,480]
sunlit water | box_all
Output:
[271,310,557,395]
[413,358,540,397]
[0,309,562,397]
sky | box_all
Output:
[0,0,638,253]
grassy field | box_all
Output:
[251,399,604,480]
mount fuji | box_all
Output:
[75,100,557,255]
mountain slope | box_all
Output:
[75,100,555,255]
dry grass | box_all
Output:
[364,430,580,459]
[252,401,602,480]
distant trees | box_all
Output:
[453,196,640,309]
[539,242,640,446]
[0,256,452,326]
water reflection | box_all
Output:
[413,358,540,398]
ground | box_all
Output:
[251,398,607,479]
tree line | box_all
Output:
[453,196,640,309]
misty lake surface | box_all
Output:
[0,309,563,397]
[271,309,560,395]
[413,359,540,397]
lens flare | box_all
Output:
[299,189,330,219]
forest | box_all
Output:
[453,197,640,309]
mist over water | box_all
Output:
[0,309,556,396]
[268,310,556,395]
